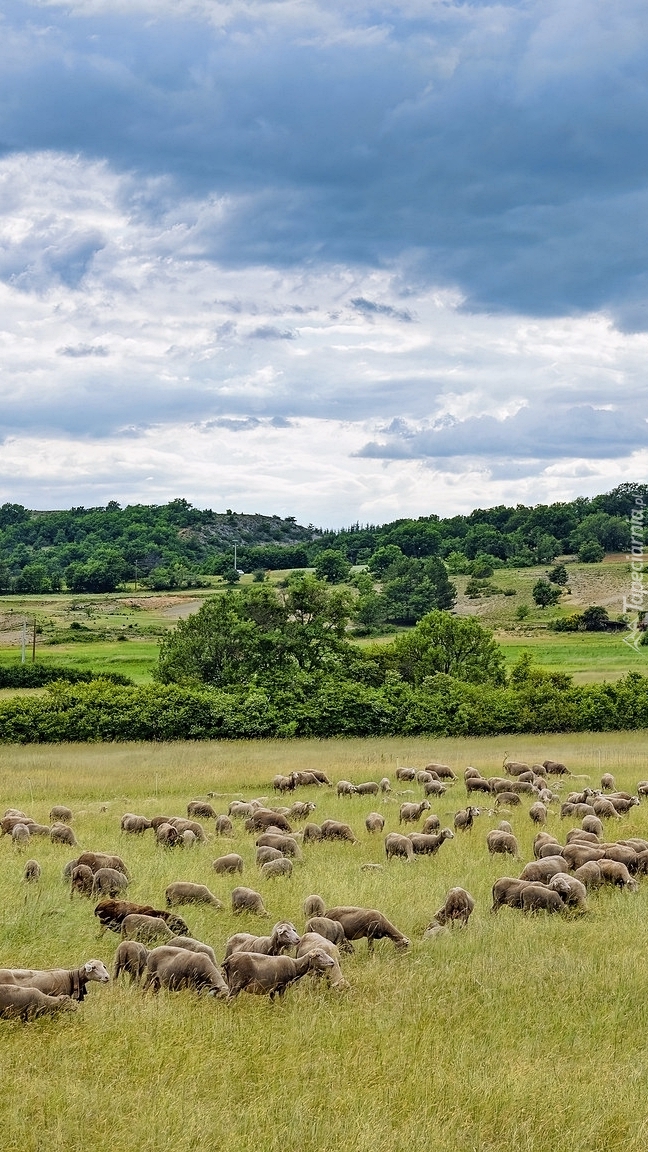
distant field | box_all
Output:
[1,732,648,1151]
[498,630,648,683]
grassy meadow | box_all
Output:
[1,734,648,1151]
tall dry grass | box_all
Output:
[0,732,647,1152]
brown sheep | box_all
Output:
[255,833,303,860]
[302,822,322,842]
[291,770,330,786]
[529,802,547,825]
[464,767,481,780]
[77,852,129,877]
[70,864,94,898]
[224,921,301,958]
[379,778,391,793]
[598,860,638,890]
[155,822,181,847]
[290,802,316,820]
[365,812,385,834]
[603,844,638,870]
[231,886,269,916]
[0,959,110,1001]
[566,830,600,845]
[573,861,603,889]
[548,873,587,910]
[261,858,293,879]
[543,759,569,775]
[355,782,379,796]
[245,809,293,833]
[121,914,174,944]
[608,796,640,814]
[0,987,76,1021]
[144,946,228,997]
[213,815,233,836]
[49,805,73,824]
[319,820,359,844]
[23,859,41,882]
[637,781,648,798]
[466,777,493,796]
[432,887,475,928]
[498,820,513,834]
[426,763,457,780]
[296,932,348,989]
[592,797,621,818]
[421,814,441,834]
[113,941,149,983]
[562,843,606,870]
[167,818,207,842]
[303,894,325,918]
[503,759,530,776]
[520,883,565,913]
[324,906,410,952]
[399,800,431,825]
[228,801,257,818]
[121,815,151,834]
[256,846,283,866]
[601,773,615,791]
[11,823,31,848]
[519,856,568,883]
[336,780,358,797]
[0,815,35,836]
[165,882,222,909]
[491,877,531,912]
[223,948,335,999]
[304,916,353,953]
[25,823,51,838]
[187,801,217,819]
[167,937,217,964]
[424,780,447,797]
[50,823,77,847]
[385,832,415,863]
[213,853,244,875]
[91,868,129,898]
[273,774,295,793]
[533,832,561,858]
[94,900,189,936]
[409,829,454,856]
[495,792,522,808]
[395,767,417,781]
[486,830,519,858]
[454,806,480,831]
[538,841,567,859]
[582,815,604,836]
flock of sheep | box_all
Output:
[1,755,647,1019]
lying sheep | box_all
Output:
[92,868,129,898]
[113,941,149,983]
[0,959,110,1001]
[0,986,76,1021]
[303,894,325,918]
[144,946,228,997]
[23,859,41,882]
[50,823,77,847]
[70,864,94,898]
[165,882,223,909]
[50,805,73,824]
[296,932,348,989]
[399,800,431,825]
[319,820,359,844]
[432,887,475,928]
[213,853,244,875]
[324,906,409,952]
[261,858,293,879]
[408,829,454,856]
[385,832,415,862]
[231,887,269,916]
[167,937,218,965]
[365,812,385,834]
[121,914,174,944]
[548,872,587,910]
[486,830,519,858]
[304,916,353,953]
[224,921,301,958]
[223,949,335,999]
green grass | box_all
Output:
[1,733,648,1150]
[499,630,648,682]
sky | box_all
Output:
[0,0,647,526]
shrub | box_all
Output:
[532,579,562,608]
[578,539,605,563]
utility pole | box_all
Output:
[134,561,138,592]
[233,544,237,572]
[32,618,36,663]
[21,621,26,665]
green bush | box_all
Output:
[578,539,606,563]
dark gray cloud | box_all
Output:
[350,298,413,322]
[248,326,296,340]
[57,344,109,357]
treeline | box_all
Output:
[0,482,644,594]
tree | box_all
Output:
[382,556,456,624]
[532,579,561,609]
[578,539,605,563]
[547,564,568,585]
[223,568,241,585]
[367,545,404,577]
[390,611,506,686]
[535,533,561,563]
[313,550,351,584]
[383,521,441,557]
[570,512,630,553]
[581,605,610,631]
[353,591,387,632]
[65,549,127,593]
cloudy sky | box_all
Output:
[0,0,647,525]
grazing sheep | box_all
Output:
[592,798,621,818]
[303,895,326,918]
[319,820,359,844]
[49,805,73,824]
[70,864,94,898]
[608,796,640,814]
[187,801,217,819]
[261,858,293,879]
[519,856,568,883]
[424,780,447,797]
[421,814,441,834]
[598,860,638,890]
[521,883,565,913]
[167,937,217,965]
[399,800,431,825]
[50,823,77,847]
[302,823,322,842]
[562,843,606,870]
[231,887,269,916]
[379,778,391,793]
[0,987,76,1021]
[426,763,457,780]
[355,782,379,796]
[224,922,301,958]
[77,852,129,877]
[466,777,493,796]
[273,774,295,793]
[395,767,417,782]
[256,846,283,866]
[181,830,197,847]
[498,820,513,834]
[566,830,600,845]
[0,959,110,1001]
[408,829,454,856]
[336,780,358,797]
[491,877,531,912]
[223,948,335,999]
[601,774,615,791]
[228,801,257,819]
[573,861,603,889]
[113,941,149,983]
[255,833,303,860]
[304,916,353,952]
[296,932,348,989]
[91,868,129,898]
[121,815,151,835]
[213,853,244,875]
[543,759,569,775]
[533,832,561,857]
[454,807,480,831]
[637,781,648,799]
[464,767,481,781]
[165,882,222,909]
[121,914,174,944]
[365,812,385,834]
[144,947,228,997]
[503,759,530,776]
[26,823,50,838]
[11,823,31,848]
[549,873,587,910]
[290,802,316,820]
[291,770,330,787]
[495,792,521,808]
[94,900,189,937]
[245,809,293,834]
[603,844,639,869]
[0,815,35,836]
[155,823,181,847]
[385,832,415,862]
[537,841,567,859]
[486,830,519,858]
[432,887,475,928]
[529,802,548,825]
[23,859,41,882]
[167,818,207,842]
[582,815,604,836]
[324,906,410,952]
[214,815,233,836]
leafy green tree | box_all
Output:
[532,579,562,608]
[578,539,605,563]
[535,533,561,563]
[353,591,388,632]
[223,568,241,585]
[445,551,471,574]
[65,549,127,593]
[571,512,630,552]
[389,611,506,686]
[516,604,530,619]
[547,563,568,585]
[14,563,61,593]
[381,556,455,624]
[581,605,610,631]
[367,545,404,577]
[383,521,441,557]
[313,550,351,584]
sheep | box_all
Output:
[503,759,530,776]
[261,858,293,879]
[70,864,94,898]
[245,809,293,834]
[379,778,391,793]
[548,873,587,911]
[143,946,228,997]
[543,759,569,775]
[424,780,447,797]
[296,932,348,989]
[213,815,233,837]
[91,868,129,898]
[0,959,110,1001]
[426,763,457,780]
[324,906,409,952]
[11,823,31,848]
[608,796,640,814]
[399,800,431,825]
[598,860,638,890]
[304,916,354,953]
[0,815,35,836]
[464,767,481,781]
[637,781,648,798]
[167,937,218,965]
[529,802,548,825]
[165,882,223,909]
[213,853,244,875]
[495,792,521,808]
[365,812,385,834]
[486,830,519,858]
[454,807,480,831]
[0,987,76,1021]
[603,844,639,869]
[22,859,41,882]
[228,801,257,818]
[319,820,359,844]
[113,941,149,983]
[121,914,175,944]
[155,822,181,847]
[395,767,417,782]
[289,802,316,820]
[336,780,358,797]
[562,843,606,870]
[77,852,129,877]
[181,830,197,847]
[421,814,441,834]
[49,805,73,824]
[231,887,269,916]
[493,778,519,794]
[519,856,569,883]
[303,894,326,918]
[273,774,295,793]
[432,887,475,928]
[121,815,151,834]
[566,830,600,845]
[533,832,561,857]
[507,781,540,796]
[592,798,621,818]
[94,900,189,937]
[521,883,565,913]
[498,820,513,834]
[466,777,492,796]
[355,782,379,796]
[491,877,532,912]
[256,846,283,866]
[302,823,323,842]
[167,818,207,842]
[408,829,454,856]
[291,770,330,786]
[4,808,30,818]
[601,773,616,791]
[224,921,301,958]
[50,823,77,847]
[573,861,603,889]
[385,832,415,862]
[223,948,335,999]
[582,815,604,836]
[537,841,567,859]
[187,801,217,819]
[255,833,303,860]
[25,823,50,837]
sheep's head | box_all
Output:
[273,922,301,949]
[84,959,110,983]
[306,949,336,973]
[442,828,455,840]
